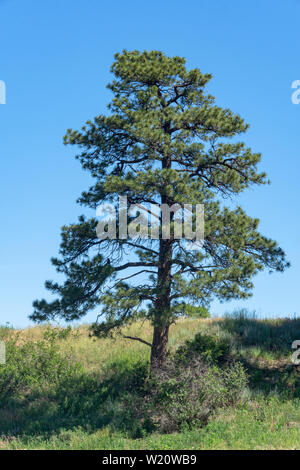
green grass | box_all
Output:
[4,398,300,450]
[1,313,300,450]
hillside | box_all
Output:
[0,313,300,450]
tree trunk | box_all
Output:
[150,324,169,370]
[150,236,172,371]
[150,152,173,371]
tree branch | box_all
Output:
[114,261,158,272]
[122,335,152,347]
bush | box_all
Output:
[0,333,82,404]
[175,332,231,365]
[147,355,247,433]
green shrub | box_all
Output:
[42,325,75,342]
[0,334,82,404]
[175,333,231,365]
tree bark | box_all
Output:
[150,236,172,370]
[150,150,173,371]
[150,324,169,370]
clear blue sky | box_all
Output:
[0,0,299,327]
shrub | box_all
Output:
[175,332,231,365]
[0,333,82,404]
[147,355,247,433]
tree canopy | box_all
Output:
[31,50,289,368]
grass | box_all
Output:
[1,312,300,450]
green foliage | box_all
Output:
[175,332,231,364]
[0,333,81,405]
[42,325,76,342]
[0,329,150,436]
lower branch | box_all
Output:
[122,335,152,347]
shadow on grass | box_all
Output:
[0,359,150,439]
[240,358,300,397]
[217,311,300,355]
[215,311,300,397]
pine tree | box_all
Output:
[30,50,289,369]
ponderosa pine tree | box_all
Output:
[31,50,289,369]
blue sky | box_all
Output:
[0,0,299,326]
